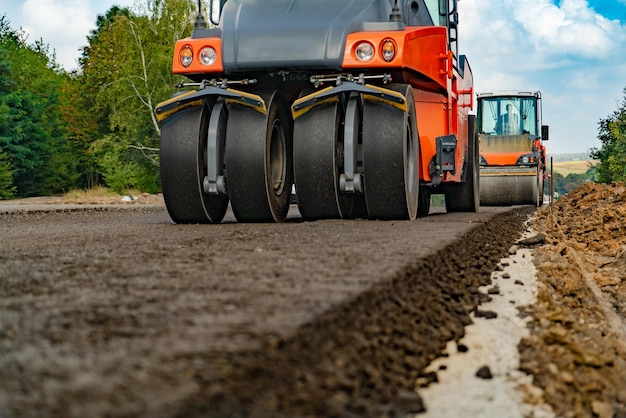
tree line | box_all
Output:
[0,0,196,199]
[1,0,625,200]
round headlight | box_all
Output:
[355,42,374,62]
[521,156,530,164]
[199,47,217,66]
[180,45,193,68]
[381,39,396,62]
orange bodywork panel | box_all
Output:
[479,133,535,166]
[414,90,448,182]
[342,26,449,91]
[172,38,224,75]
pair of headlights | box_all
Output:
[479,154,537,166]
[180,45,217,68]
[354,39,397,62]
[179,39,398,68]
[517,154,536,165]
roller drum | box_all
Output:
[479,173,539,206]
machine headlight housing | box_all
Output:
[199,47,217,66]
[516,154,536,165]
[355,42,374,62]
[381,39,396,62]
[180,45,193,68]
[479,155,488,166]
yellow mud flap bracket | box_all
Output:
[155,86,266,123]
[291,82,407,120]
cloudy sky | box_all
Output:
[1,0,625,154]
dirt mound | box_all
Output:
[523,182,626,418]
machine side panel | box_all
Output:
[402,27,449,90]
[454,55,473,181]
[414,90,447,182]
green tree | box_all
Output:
[551,166,597,198]
[0,146,16,199]
[0,24,16,199]
[79,0,196,193]
[0,15,80,196]
[591,87,626,183]
[58,73,102,189]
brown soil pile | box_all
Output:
[523,182,626,418]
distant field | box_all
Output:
[550,159,597,176]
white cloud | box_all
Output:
[21,0,95,70]
[1,0,137,71]
[514,0,620,60]
[460,0,626,153]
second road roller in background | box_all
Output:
[155,0,478,223]
[476,91,549,207]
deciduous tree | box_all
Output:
[591,87,626,183]
[80,0,196,193]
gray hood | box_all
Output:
[220,0,403,72]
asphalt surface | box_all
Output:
[0,203,531,417]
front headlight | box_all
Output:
[355,42,374,62]
[381,39,396,62]
[180,45,193,68]
[199,47,217,66]
[516,154,536,165]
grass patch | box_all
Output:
[551,160,597,176]
[62,186,120,203]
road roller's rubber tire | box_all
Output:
[444,114,480,213]
[362,84,419,220]
[293,102,344,220]
[160,103,229,224]
[417,185,431,218]
[225,91,293,222]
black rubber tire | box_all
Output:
[417,185,431,218]
[293,103,344,220]
[362,84,419,220]
[444,114,480,213]
[160,103,228,224]
[225,91,293,222]
[537,168,545,207]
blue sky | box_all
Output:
[585,0,626,22]
[460,0,626,154]
[1,0,625,155]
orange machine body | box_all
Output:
[170,25,473,185]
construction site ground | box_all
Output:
[0,182,625,417]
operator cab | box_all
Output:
[478,93,541,138]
